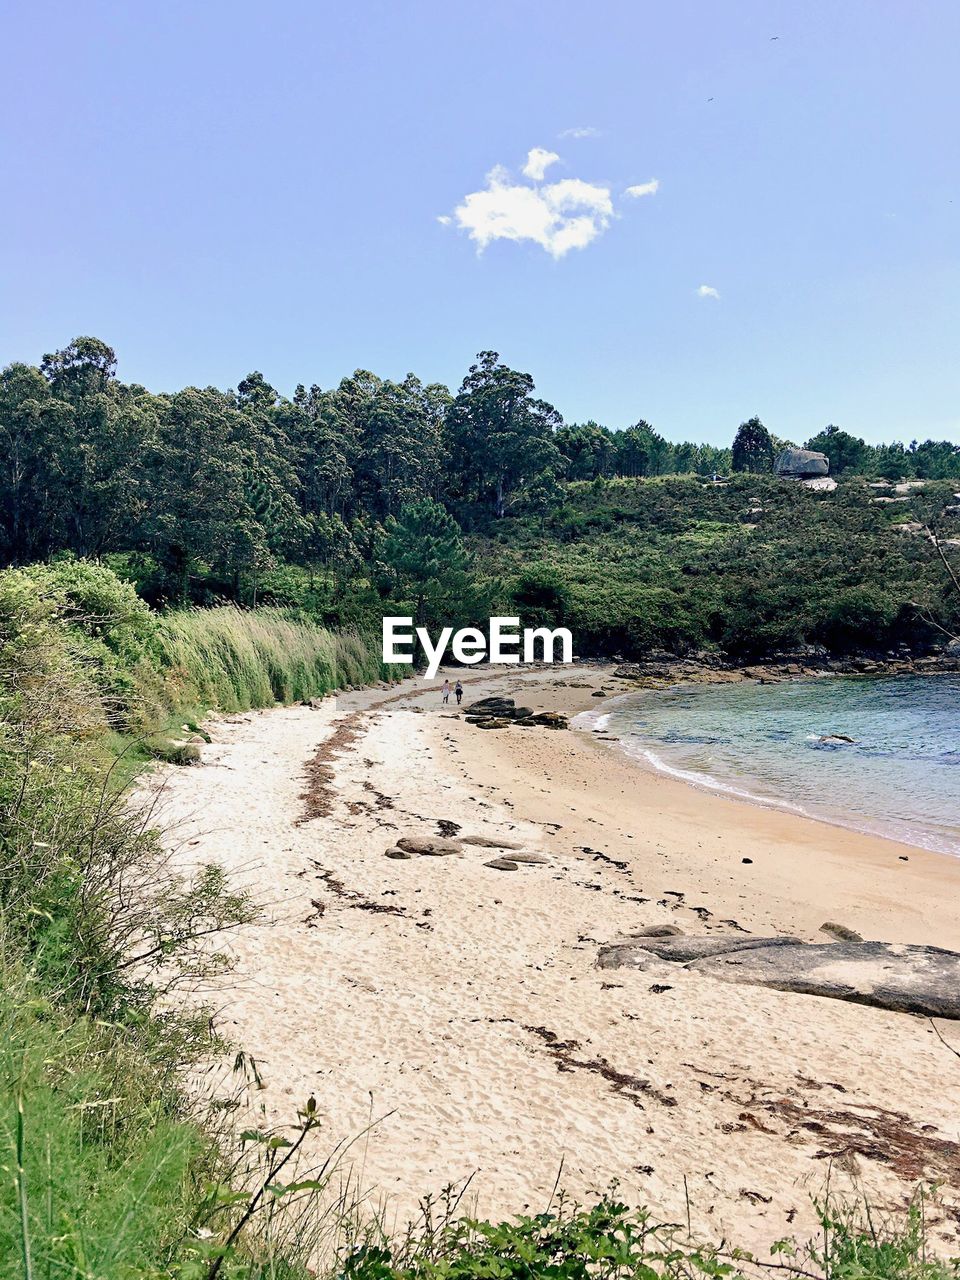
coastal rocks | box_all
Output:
[395,835,462,856]
[516,711,569,729]
[465,697,569,731]
[460,835,524,849]
[820,921,864,942]
[467,696,535,721]
[598,934,960,1019]
[388,831,549,870]
[467,696,517,714]
[695,941,960,1019]
[599,934,801,969]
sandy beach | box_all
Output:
[150,665,960,1256]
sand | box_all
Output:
[148,665,960,1256]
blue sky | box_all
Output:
[2,0,958,445]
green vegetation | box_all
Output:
[1,339,959,1274]
[338,1191,959,1280]
[2,338,958,660]
[0,560,399,1275]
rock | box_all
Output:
[396,835,462,856]
[384,847,413,860]
[599,934,802,969]
[592,690,607,697]
[622,924,683,939]
[485,858,519,871]
[693,941,960,1019]
[473,717,513,729]
[775,447,829,478]
[600,933,960,1019]
[468,696,515,711]
[509,852,549,865]
[516,711,569,729]
[820,921,864,942]
[460,835,524,849]
[819,733,856,745]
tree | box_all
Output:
[30,338,159,557]
[0,362,65,563]
[377,499,470,624]
[614,421,670,477]
[555,422,616,480]
[731,417,774,473]
[805,424,867,475]
[144,387,304,601]
[447,352,564,519]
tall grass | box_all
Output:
[156,606,390,713]
[0,948,204,1280]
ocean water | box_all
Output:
[579,674,960,857]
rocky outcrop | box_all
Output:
[465,696,569,731]
[695,941,960,1018]
[599,934,802,968]
[599,933,960,1019]
[775,447,829,478]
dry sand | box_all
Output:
[149,665,960,1255]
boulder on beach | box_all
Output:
[599,934,801,969]
[396,835,463,856]
[598,934,960,1019]
[694,940,960,1019]
[515,711,569,729]
[468,696,515,711]
[460,835,524,849]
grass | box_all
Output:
[156,606,391,715]
[0,951,202,1280]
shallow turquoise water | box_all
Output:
[580,674,960,857]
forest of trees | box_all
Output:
[2,336,959,646]
[1,338,956,571]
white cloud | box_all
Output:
[445,159,614,259]
[624,179,660,198]
[697,284,720,299]
[436,214,452,226]
[522,146,560,180]
[560,125,601,139]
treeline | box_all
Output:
[4,337,958,607]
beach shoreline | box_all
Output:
[151,663,960,1259]
[571,675,960,861]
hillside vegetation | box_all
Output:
[2,338,958,661]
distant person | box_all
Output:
[455,680,463,705]
[441,679,451,704]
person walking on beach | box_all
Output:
[455,680,463,705]
[442,679,451,704]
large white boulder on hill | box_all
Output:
[775,447,830,477]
